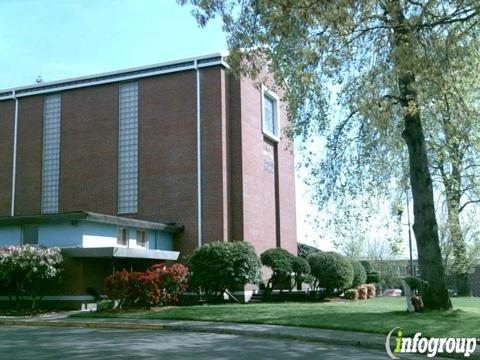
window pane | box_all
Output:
[118,83,138,214]
[41,94,61,214]
[22,225,38,245]
[136,230,146,247]
[263,94,277,136]
[117,228,128,246]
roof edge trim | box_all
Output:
[0,52,229,100]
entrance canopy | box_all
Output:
[62,247,179,261]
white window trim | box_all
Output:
[261,85,280,143]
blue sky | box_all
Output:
[0,0,227,88]
[0,0,322,249]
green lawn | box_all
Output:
[73,297,480,338]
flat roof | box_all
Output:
[0,211,183,234]
[62,247,179,261]
[0,51,229,100]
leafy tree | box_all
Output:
[420,31,480,296]
[360,261,374,274]
[350,259,367,287]
[178,0,480,309]
[438,215,480,294]
[307,251,354,295]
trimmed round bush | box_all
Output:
[366,283,376,298]
[260,248,295,292]
[307,251,354,295]
[357,284,368,300]
[291,256,311,288]
[403,276,427,293]
[366,271,380,284]
[292,256,311,277]
[344,288,358,300]
[350,259,367,287]
[188,241,261,299]
[229,241,262,289]
[261,248,294,276]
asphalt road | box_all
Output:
[0,325,398,359]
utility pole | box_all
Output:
[406,188,414,276]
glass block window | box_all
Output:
[262,90,279,139]
[118,82,138,214]
[41,94,61,214]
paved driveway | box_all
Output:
[0,325,400,359]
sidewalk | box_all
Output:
[0,313,387,348]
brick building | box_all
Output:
[0,53,297,305]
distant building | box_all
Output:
[368,258,480,296]
[0,53,297,306]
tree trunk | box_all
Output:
[399,79,451,310]
[391,1,451,310]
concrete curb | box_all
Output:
[0,319,165,331]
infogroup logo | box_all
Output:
[385,327,478,358]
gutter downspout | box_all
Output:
[11,90,19,217]
[194,60,202,248]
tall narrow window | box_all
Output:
[118,82,138,214]
[136,230,146,248]
[262,87,279,140]
[117,227,129,246]
[41,94,61,214]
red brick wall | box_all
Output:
[240,76,277,255]
[60,84,119,214]
[1,64,297,260]
[0,100,15,216]
[228,77,244,242]
[201,67,229,244]
[15,96,44,215]
[137,71,198,255]
[229,75,297,256]
[277,88,298,255]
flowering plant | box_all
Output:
[150,263,189,305]
[0,245,63,309]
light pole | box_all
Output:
[405,188,414,276]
